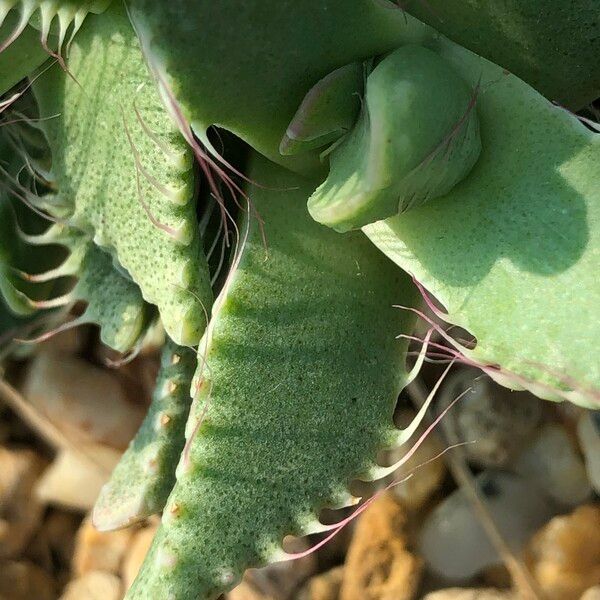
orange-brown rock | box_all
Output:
[60,570,122,600]
[340,492,423,600]
[525,504,600,600]
[0,560,56,600]
[73,517,133,576]
[0,446,46,559]
[298,566,344,600]
[22,351,144,450]
[122,522,158,591]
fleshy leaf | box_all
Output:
[403,0,600,109]
[279,62,364,157]
[0,106,150,351]
[93,339,195,530]
[364,37,600,407]
[32,3,212,346]
[125,0,433,173]
[126,156,420,599]
[308,44,481,232]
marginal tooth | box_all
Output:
[302,518,339,536]
[56,5,77,55]
[405,328,433,387]
[19,251,81,282]
[325,488,360,510]
[27,290,74,309]
[0,0,36,53]
[16,222,66,245]
[65,8,85,55]
[38,0,57,44]
[0,0,18,27]
[362,462,402,482]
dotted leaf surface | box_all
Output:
[94,339,196,530]
[32,4,212,346]
[365,37,600,406]
[127,156,419,599]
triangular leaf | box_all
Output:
[93,339,195,530]
[364,38,600,407]
[32,3,212,345]
[127,155,420,599]
[125,0,433,173]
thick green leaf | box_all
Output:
[403,0,600,109]
[0,104,149,352]
[364,37,600,407]
[127,156,419,599]
[125,0,432,173]
[279,62,364,157]
[308,44,481,231]
[93,340,195,530]
[32,3,212,346]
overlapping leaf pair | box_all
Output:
[0,2,598,599]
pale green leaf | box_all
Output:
[364,37,600,407]
[32,3,212,346]
[125,0,433,174]
[308,44,481,231]
[127,155,419,599]
[93,340,195,530]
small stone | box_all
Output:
[42,510,82,567]
[227,581,276,600]
[388,409,446,511]
[231,537,317,600]
[340,492,423,600]
[445,371,542,468]
[38,326,88,354]
[419,471,553,580]
[422,589,515,600]
[0,446,46,558]
[36,445,121,512]
[73,517,133,576]
[22,351,145,450]
[481,564,512,590]
[525,504,600,600]
[59,571,122,600]
[581,586,600,600]
[122,521,158,591]
[0,560,56,600]
[578,411,600,494]
[514,423,591,507]
[297,566,344,600]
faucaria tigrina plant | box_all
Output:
[0,1,598,597]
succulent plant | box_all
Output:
[0,2,598,598]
